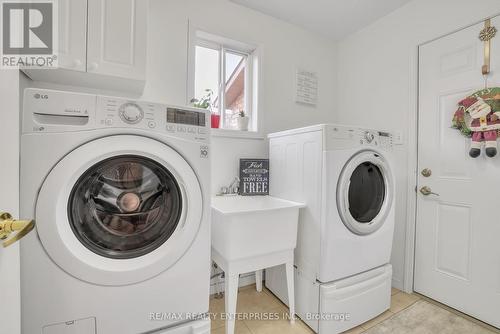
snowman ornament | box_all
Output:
[452,87,500,158]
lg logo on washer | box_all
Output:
[34,93,48,99]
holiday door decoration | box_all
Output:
[452,87,500,158]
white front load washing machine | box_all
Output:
[20,89,211,334]
[266,124,395,333]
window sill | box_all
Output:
[210,128,265,140]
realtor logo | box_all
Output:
[1,0,57,68]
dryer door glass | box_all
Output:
[68,155,182,259]
[348,162,385,223]
[337,150,393,235]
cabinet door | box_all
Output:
[87,0,147,80]
[57,0,87,71]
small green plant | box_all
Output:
[190,89,215,111]
[239,110,246,117]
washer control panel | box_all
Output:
[23,88,209,141]
[119,102,144,124]
[96,97,209,141]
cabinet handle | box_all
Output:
[88,62,99,71]
[0,212,36,247]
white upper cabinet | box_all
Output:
[57,0,87,71]
[87,0,147,80]
[23,0,148,94]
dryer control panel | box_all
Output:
[325,125,394,151]
[23,89,210,142]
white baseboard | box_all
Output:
[392,277,405,291]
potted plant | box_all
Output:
[190,89,220,128]
[237,110,249,131]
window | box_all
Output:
[189,30,258,132]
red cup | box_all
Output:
[211,114,220,129]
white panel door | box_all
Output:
[57,0,87,71]
[87,0,147,80]
[0,71,21,334]
[415,16,500,328]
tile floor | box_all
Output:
[208,284,497,334]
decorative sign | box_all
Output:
[239,159,269,196]
[295,69,318,106]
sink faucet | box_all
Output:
[217,177,240,196]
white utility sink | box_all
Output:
[211,195,305,334]
[211,195,305,261]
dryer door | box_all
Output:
[36,135,203,285]
[337,150,394,235]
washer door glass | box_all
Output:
[68,155,182,259]
[348,162,385,223]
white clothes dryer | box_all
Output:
[266,124,396,333]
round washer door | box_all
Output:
[36,135,203,286]
[336,150,394,235]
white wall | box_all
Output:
[142,0,338,194]
[336,0,500,289]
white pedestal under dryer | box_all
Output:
[266,124,396,333]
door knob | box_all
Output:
[421,168,432,177]
[0,212,35,247]
[419,186,439,197]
